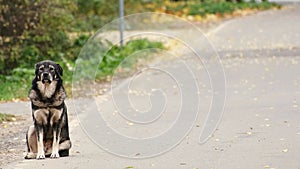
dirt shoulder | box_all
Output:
[0,114,31,167]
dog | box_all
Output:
[25,60,71,159]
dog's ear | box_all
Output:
[56,64,63,77]
[34,63,40,79]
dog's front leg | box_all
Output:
[33,109,48,159]
[50,124,61,158]
[36,125,45,159]
[50,108,63,158]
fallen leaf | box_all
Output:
[246,131,252,135]
[127,122,134,126]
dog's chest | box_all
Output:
[37,81,57,98]
[29,86,66,108]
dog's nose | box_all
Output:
[43,72,49,77]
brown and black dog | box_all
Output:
[25,60,71,159]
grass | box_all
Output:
[0,68,33,101]
[153,0,281,18]
[0,81,30,101]
[0,113,16,122]
[97,39,164,78]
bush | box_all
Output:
[0,0,77,74]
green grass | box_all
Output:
[158,0,281,17]
[97,39,164,78]
[0,68,33,101]
[0,80,30,101]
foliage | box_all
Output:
[0,0,77,74]
[74,0,161,31]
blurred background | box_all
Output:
[0,0,279,101]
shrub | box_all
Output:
[0,0,77,74]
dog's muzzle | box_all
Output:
[42,72,52,84]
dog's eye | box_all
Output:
[49,67,54,72]
[39,67,44,71]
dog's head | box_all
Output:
[35,60,63,84]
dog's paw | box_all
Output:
[36,152,45,160]
[50,152,60,158]
[25,152,36,159]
